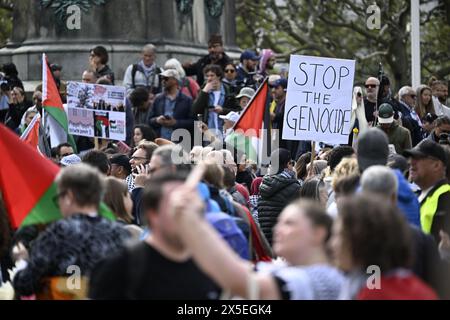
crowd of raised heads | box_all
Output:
[0,34,449,300]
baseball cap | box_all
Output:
[236,87,255,99]
[403,140,448,166]
[378,103,394,124]
[357,128,389,172]
[268,74,281,86]
[240,50,260,62]
[271,78,288,90]
[50,64,62,72]
[160,69,181,81]
[109,154,132,175]
[219,111,240,123]
[60,154,81,167]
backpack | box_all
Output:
[182,78,195,99]
[131,64,162,92]
[205,211,250,260]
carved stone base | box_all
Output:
[0,0,239,84]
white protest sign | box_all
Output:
[282,55,355,145]
[67,82,127,141]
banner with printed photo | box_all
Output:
[67,82,126,140]
[282,55,355,145]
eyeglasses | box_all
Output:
[225,69,236,73]
[365,84,378,89]
[408,94,417,99]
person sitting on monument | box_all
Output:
[183,34,231,87]
[123,44,163,97]
[89,46,115,85]
[164,58,200,101]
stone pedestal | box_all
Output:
[0,0,238,83]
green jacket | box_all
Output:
[377,121,412,155]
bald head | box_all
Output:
[82,70,97,84]
[365,77,380,102]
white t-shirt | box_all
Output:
[418,186,433,203]
[433,96,450,117]
[256,262,344,300]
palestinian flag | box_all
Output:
[225,78,271,165]
[42,53,77,152]
[20,113,41,153]
[0,124,114,229]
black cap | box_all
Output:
[403,140,448,166]
[110,154,132,175]
[50,64,62,71]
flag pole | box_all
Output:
[411,0,421,88]
[308,141,316,178]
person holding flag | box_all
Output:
[41,54,77,153]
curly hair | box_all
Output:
[337,194,412,273]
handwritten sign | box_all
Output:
[282,55,355,145]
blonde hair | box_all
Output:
[203,160,225,189]
[331,157,359,190]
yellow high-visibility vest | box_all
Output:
[420,184,450,234]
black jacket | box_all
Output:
[257,172,301,246]
[96,65,115,85]
[192,85,239,124]
[184,53,231,87]
[410,225,450,299]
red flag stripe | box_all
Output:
[0,124,59,228]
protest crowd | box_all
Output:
[0,33,450,300]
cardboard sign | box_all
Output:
[282,55,355,144]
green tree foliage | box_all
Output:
[0,0,13,47]
[236,0,450,89]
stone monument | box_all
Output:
[0,0,238,83]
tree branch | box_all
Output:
[0,0,13,11]
[268,0,336,57]
[355,50,389,61]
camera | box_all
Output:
[424,113,438,124]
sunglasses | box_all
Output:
[225,69,235,73]
[365,84,377,89]
[357,92,362,97]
